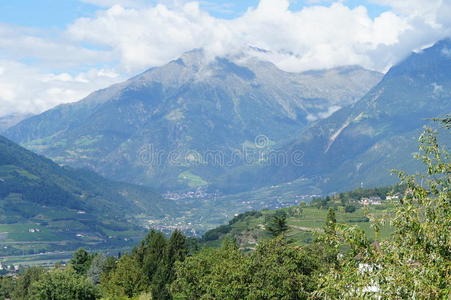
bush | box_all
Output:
[344,205,357,213]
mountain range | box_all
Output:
[276,38,451,193]
[2,40,450,232]
[3,51,382,191]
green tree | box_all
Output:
[151,230,189,299]
[344,204,357,213]
[70,248,94,275]
[167,230,188,265]
[133,230,167,284]
[30,269,99,300]
[11,266,46,300]
[172,237,321,299]
[246,237,320,299]
[324,207,336,235]
[266,212,289,236]
[171,238,250,299]
[101,254,146,298]
[315,122,451,299]
[87,254,107,284]
[0,276,15,299]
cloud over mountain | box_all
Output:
[0,0,450,116]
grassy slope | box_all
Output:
[202,192,396,249]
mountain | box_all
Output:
[0,113,33,132]
[4,51,382,191]
[238,39,451,194]
[0,135,175,254]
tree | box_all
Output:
[87,254,107,284]
[247,237,320,299]
[11,266,46,300]
[0,276,15,299]
[171,238,250,299]
[167,230,188,266]
[150,230,188,298]
[344,204,357,213]
[101,254,147,298]
[30,269,99,300]
[324,207,336,235]
[266,212,289,236]
[315,121,451,299]
[70,248,94,275]
[172,237,321,299]
[133,230,167,284]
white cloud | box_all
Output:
[0,60,122,116]
[1,0,451,117]
[67,0,450,74]
[0,24,112,69]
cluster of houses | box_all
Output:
[359,193,401,206]
[163,187,212,200]
[359,196,383,206]
[0,263,21,273]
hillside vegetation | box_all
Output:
[201,185,404,249]
[0,118,448,299]
[0,135,177,256]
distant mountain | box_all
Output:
[0,113,33,132]
[239,39,451,194]
[4,51,381,191]
[0,135,174,252]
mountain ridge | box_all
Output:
[230,39,451,194]
[4,52,382,191]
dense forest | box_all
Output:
[0,120,449,299]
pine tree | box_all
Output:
[266,212,289,236]
[69,248,93,275]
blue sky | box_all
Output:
[0,0,449,117]
[0,0,389,28]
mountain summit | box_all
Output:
[4,51,381,190]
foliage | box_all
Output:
[101,254,147,298]
[171,237,321,299]
[315,123,451,299]
[202,211,264,242]
[0,276,15,299]
[344,204,357,213]
[202,224,233,241]
[102,229,189,299]
[11,266,46,300]
[87,254,108,284]
[229,210,263,225]
[71,248,95,275]
[171,238,251,299]
[30,268,99,300]
[311,184,405,209]
[266,211,288,236]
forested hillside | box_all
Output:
[0,135,175,255]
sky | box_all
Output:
[0,0,450,117]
